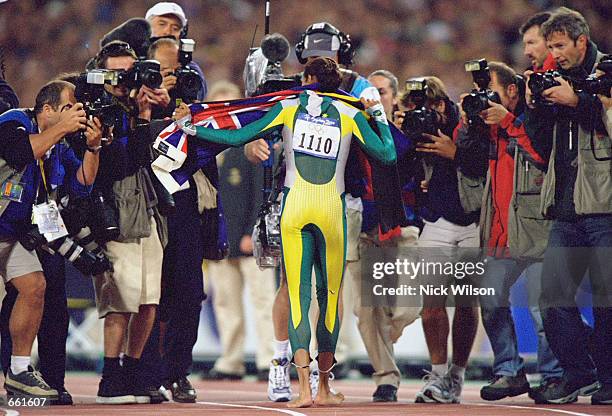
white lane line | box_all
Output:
[1,410,20,416]
[198,401,307,416]
[469,402,595,416]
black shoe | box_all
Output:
[202,369,243,381]
[96,375,136,404]
[533,376,599,404]
[529,378,576,404]
[167,376,197,403]
[145,385,165,404]
[373,384,398,402]
[592,383,612,405]
[51,387,73,405]
[4,366,59,399]
[480,373,530,401]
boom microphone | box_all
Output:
[261,33,290,63]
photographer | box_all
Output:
[406,76,488,404]
[91,41,168,405]
[138,37,209,403]
[474,62,563,403]
[523,8,612,405]
[0,80,101,399]
[520,12,557,73]
[145,2,207,100]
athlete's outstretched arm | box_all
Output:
[351,104,397,165]
[177,101,285,147]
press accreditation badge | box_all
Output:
[32,200,68,240]
[1,180,25,202]
[292,113,340,160]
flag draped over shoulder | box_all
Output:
[151,85,409,233]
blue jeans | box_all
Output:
[480,258,562,379]
[540,216,612,385]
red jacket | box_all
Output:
[534,53,557,72]
[487,111,547,256]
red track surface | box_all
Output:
[1,374,610,415]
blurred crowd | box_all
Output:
[1,0,610,106]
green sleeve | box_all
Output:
[192,102,284,147]
[352,112,397,165]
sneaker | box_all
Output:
[4,366,59,399]
[415,371,452,403]
[145,385,165,404]
[50,387,73,405]
[373,384,397,402]
[167,376,197,403]
[448,372,463,404]
[529,378,575,404]
[122,357,150,404]
[533,376,599,404]
[158,385,171,402]
[592,383,612,405]
[480,373,530,401]
[96,374,136,404]
[309,362,335,398]
[268,358,291,402]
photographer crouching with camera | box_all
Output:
[90,40,170,405]
[0,80,102,400]
[523,8,612,405]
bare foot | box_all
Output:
[287,393,313,408]
[314,390,345,406]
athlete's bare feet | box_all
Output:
[287,391,313,408]
[314,388,344,406]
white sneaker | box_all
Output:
[415,370,453,403]
[268,358,291,402]
[448,372,463,404]
[309,361,335,398]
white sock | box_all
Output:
[273,339,289,360]
[10,355,30,375]
[431,363,448,377]
[449,364,466,380]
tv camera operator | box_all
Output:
[89,40,170,405]
[396,75,488,404]
[0,80,102,401]
[523,8,612,405]
[461,61,563,403]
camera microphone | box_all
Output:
[261,33,290,63]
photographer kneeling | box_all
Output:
[91,41,170,405]
[0,80,101,399]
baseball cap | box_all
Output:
[145,2,187,28]
[302,32,340,59]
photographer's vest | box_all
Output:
[0,110,35,217]
[540,51,612,217]
[480,146,551,260]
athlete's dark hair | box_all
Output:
[303,57,342,92]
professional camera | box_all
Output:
[573,55,612,97]
[117,60,163,90]
[244,33,300,97]
[252,200,281,268]
[528,70,562,106]
[173,39,201,103]
[401,78,438,143]
[69,71,123,153]
[20,225,112,276]
[61,194,119,244]
[462,59,501,125]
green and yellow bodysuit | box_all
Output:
[182,90,396,356]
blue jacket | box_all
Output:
[0,109,91,238]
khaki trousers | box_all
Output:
[208,256,275,373]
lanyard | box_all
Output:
[36,158,50,203]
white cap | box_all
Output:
[145,2,187,28]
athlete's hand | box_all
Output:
[245,139,271,163]
[360,98,380,109]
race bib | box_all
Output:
[293,113,340,160]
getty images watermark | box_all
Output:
[360,247,495,307]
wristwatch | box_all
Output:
[86,145,102,154]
